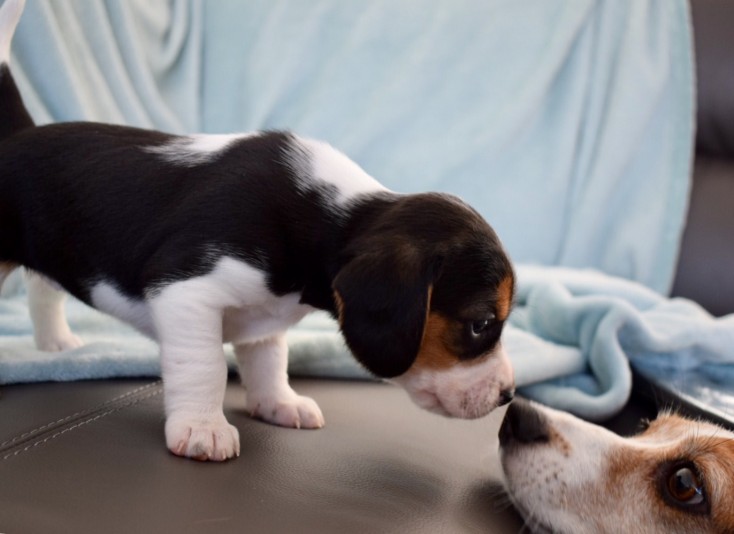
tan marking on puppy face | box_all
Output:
[414,286,478,373]
[333,290,345,326]
[418,284,433,345]
[394,307,514,419]
[413,312,459,371]
[496,274,514,322]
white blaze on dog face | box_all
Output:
[392,312,514,419]
[500,402,734,534]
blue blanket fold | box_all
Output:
[1,0,718,420]
[507,267,734,420]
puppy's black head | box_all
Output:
[333,193,515,418]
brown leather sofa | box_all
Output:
[0,1,731,532]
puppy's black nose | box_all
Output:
[498,398,550,447]
[497,388,515,407]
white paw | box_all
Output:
[247,392,325,429]
[35,332,84,352]
[165,413,240,462]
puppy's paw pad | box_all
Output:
[248,394,325,429]
[165,415,240,461]
[36,332,84,352]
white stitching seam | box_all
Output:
[0,381,161,448]
[2,389,162,461]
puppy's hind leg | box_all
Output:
[235,334,324,429]
[26,270,84,352]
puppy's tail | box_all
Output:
[0,0,33,140]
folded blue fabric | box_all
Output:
[508,267,734,420]
[2,0,706,419]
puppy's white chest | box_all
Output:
[222,293,312,344]
[90,257,313,344]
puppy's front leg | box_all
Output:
[150,288,239,461]
[235,335,324,429]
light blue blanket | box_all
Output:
[2,0,721,420]
[509,267,734,420]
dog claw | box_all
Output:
[247,393,324,429]
[166,414,239,461]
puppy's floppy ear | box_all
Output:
[332,248,442,378]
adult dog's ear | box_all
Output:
[332,249,442,378]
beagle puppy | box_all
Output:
[0,0,515,461]
[499,399,734,533]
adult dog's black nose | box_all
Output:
[499,397,550,447]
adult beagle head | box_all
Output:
[499,398,734,533]
[333,192,515,419]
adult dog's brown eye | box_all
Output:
[667,466,704,505]
[661,463,709,514]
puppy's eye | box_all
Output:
[660,463,707,514]
[469,315,495,336]
[471,320,488,334]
